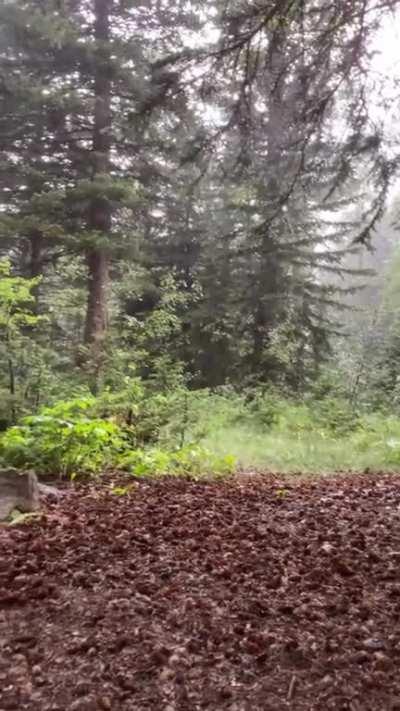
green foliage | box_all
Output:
[242,389,288,428]
[7,510,43,526]
[311,397,360,435]
[0,399,125,475]
[2,384,400,477]
[0,259,46,424]
[119,445,236,479]
[198,391,400,472]
[0,394,237,478]
[1,0,398,454]
[115,273,192,393]
[237,386,361,436]
[110,485,134,496]
[95,378,203,447]
[0,259,41,328]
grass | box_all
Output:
[202,425,400,472]
[192,394,400,473]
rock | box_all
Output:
[37,482,65,499]
[0,468,40,521]
[362,637,386,651]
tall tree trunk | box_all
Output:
[251,27,284,377]
[84,0,112,364]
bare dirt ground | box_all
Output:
[2,472,400,710]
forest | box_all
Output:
[1,0,400,476]
[3,1,400,709]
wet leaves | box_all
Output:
[2,473,400,709]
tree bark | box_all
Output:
[29,230,42,279]
[28,230,42,313]
[84,249,110,346]
[251,27,285,376]
[84,0,112,360]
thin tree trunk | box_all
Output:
[6,326,16,423]
[28,230,42,313]
[29,231,42,279]
[8,357,16,423]
[84,0,112,364]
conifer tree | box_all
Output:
[1,0,399,396]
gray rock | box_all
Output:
[0,468,40,521]
[362,637,386,651]
[37,482,65,499]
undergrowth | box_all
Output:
[1,386,400,477]
[0,393,235,478]
[199,394,400,472]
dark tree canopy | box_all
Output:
[0,0,400,407]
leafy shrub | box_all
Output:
[118,445,236,479]
[241,389,286,428]
[97,382,226,448]
[273,401,315,434]
[0,399,126,475]
[237,391,361,437]
[312,397,360,435]
[237,390,318,434]
[94,377,159,443]
[0,259,45,424]
[0,395,237,478]
[95,379,199,447]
